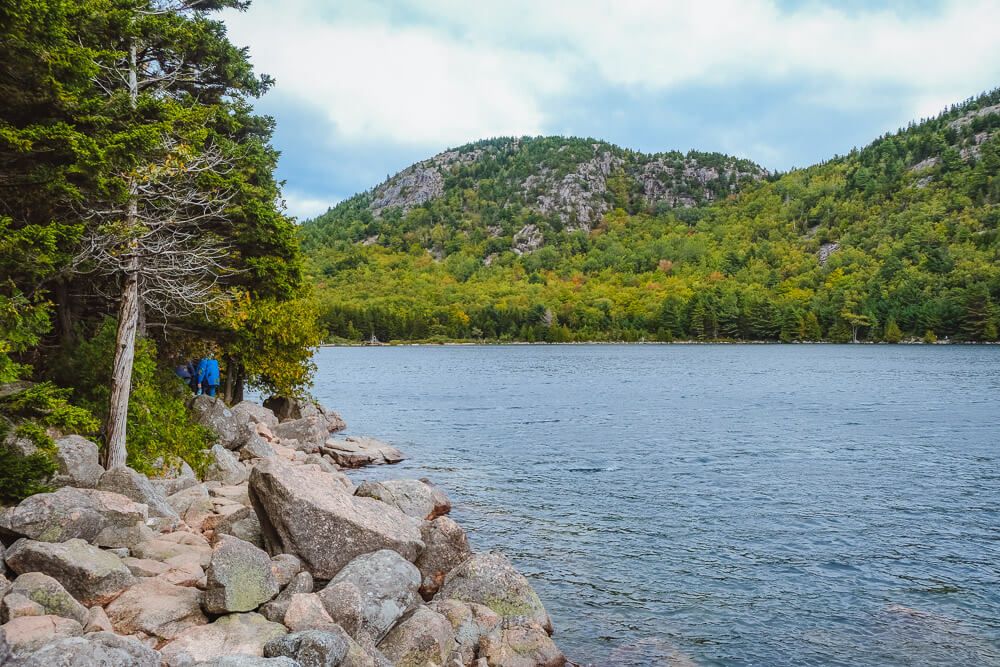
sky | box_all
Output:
[219,0,1000,219]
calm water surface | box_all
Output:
[309,344,1000,666]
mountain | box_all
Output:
[302,89,1000,344]
[300,137,766,255]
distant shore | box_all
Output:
[319,339,993,347]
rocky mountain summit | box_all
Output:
[0,397,566,667]
[301,136,767,256]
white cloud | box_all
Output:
[222,0,1000,158]
[282,190,338,220]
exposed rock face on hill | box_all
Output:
[302,136,767,256]
[0,399,565,666]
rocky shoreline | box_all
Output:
[0,397,567,666]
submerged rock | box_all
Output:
[248,458,423,578]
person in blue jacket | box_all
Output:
[196,357,221,397]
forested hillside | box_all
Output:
[1,0,317,492]
[304,91,1000,343]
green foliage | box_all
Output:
[884,318,903,343]
[0,382,97,504]
[53,319,211,475]
[304,90,1000,344]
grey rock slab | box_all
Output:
[354,478,451,521]
[9,572,88,624]
[320,437,404,469]
[271,417,328,452]
[50,435,103,489]
[195,657,300,667]
[98,465,180,520]
[159,612,288,667]
[438,551,553,634]
[213,506,264,549]
[190,395,242,449]
[480,621,565,667]
[0,486,150,548]
[377,605,455,667]
[248,458,423,579]
[264,628,385,667]
[105,577,208,640]
[0,614,83,657]
[231,401,280,430]
[4,538,135,606]
[2,593,46,622]
[203,535,280,614]
[205,444,249,486]
[15,631,160,667]
[415,516,473,600]
[318,549,420,645]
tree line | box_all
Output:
[1,0,318,497]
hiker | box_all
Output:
[175,361,200,394]
[197,357,221,397]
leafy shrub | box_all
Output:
[0,382,98,504]
[53,318,211,475]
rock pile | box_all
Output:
[0,397,565,666]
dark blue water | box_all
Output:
[308,344,1000,667]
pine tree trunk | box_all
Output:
[223,355,235,404]
[105,260,139,469]
[103,38,141,470]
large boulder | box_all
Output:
[190,395,242,449]
[8,572,87,624]
[264,628,381,667]
[321,437,404,468]
[0,487,150,548]
[262,396,315,423]
[248,458,423,578]
[415,516,473,600]
[205,444,249,485]
[438,552,553,634]
[203,535,280,614]
[0,614,83,657]
[213,506,264,549]
[231,401,279,429]
[377,605,455,667]
[4,538,135,606]
[430,598,501,666]
[317,549,420,645]
[197,658,299,667]
[272,417,328,452]
[354,479,451,521]
[50,435,104,489]
[98,465,180,520]
[132,533,213,569]
[149,460,200,497]
[105,577,207,640]
[480,622,565,667]
[16,631,159,667]
[159,612,287,667]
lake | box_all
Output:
[308,344,1000,666]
